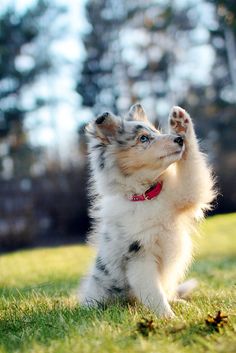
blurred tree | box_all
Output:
[207,0,236,106]
[77,0,196,123]
[0,0,65,177]
[208,0,236,211]
[182,0,236,212]
[119,1,196,122]
[78,0,236,212]
[76,0,126,115]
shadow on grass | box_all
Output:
[0,299,130,353]
[0,295,229,353]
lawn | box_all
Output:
[0,213,235,353]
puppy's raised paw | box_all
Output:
[169,106,191,136]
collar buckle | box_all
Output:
[129,181,163,202]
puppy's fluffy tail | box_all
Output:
[177,279,198,299]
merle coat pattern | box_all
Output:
[78,104,216,318]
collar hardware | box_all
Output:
[128,181,163,202]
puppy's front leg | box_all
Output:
[168,106,215,210]
[127,255,174,318]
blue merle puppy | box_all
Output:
[78,103,215,318]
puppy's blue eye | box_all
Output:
[139,135,149,143]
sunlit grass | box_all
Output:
[0,214,235,353]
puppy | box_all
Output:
[78,104,216,318]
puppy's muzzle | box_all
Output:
[174,136,184,147]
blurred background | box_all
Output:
[0,0,235,252]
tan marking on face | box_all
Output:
[135,125,159,143]
[116,143,162,176]
[136,129,150,140]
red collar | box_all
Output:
[128,181,163,202]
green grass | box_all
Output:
[0,213,236,353]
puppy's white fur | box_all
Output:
[78,105,216,318]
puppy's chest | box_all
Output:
[103,199,174,248]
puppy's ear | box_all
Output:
[86,112,120,143]
[128,103,148,122]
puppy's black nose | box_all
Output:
[174,136,184,147]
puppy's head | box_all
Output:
[87,104,184,183]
